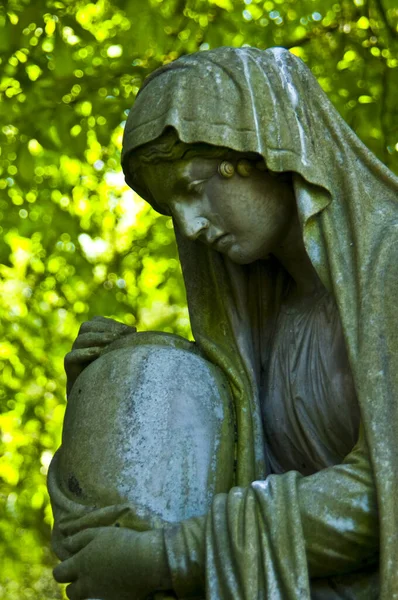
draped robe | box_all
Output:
[121,46,398,599]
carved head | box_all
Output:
[121,46,345,263]
[127,128,295,265]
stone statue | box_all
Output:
[48,47,398,600]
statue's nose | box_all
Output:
[172,203,210,240]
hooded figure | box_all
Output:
[120,46,398,599]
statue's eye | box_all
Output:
[187,180,206,194]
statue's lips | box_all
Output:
[212,234,233,250]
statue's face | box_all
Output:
[139,155,295,265]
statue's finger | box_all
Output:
[78,321,107,335]
[78,316,134,335]
[53,556,78,583]
[90,315,134,330]
[65,348,102,395]
[72,331,120,350]
[78,317,115,335]
[65,347,102,366]
[104,320,136,335]
[65,580,85,600]
[59,505,132,536]
[64,528,98,554]
[120,324,137,334]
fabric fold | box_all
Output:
[163,428,378,599]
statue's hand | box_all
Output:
[65,316,136,396]
[53,526,172,600]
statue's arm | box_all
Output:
[297,424,378,578]
[163,425,378,598]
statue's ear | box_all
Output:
[236,160,253,178]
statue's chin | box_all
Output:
[57,333,234,524]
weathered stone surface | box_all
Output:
[58,333,234,523]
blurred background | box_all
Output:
[0,0,397,597]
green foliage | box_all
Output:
[0,0,397,597]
